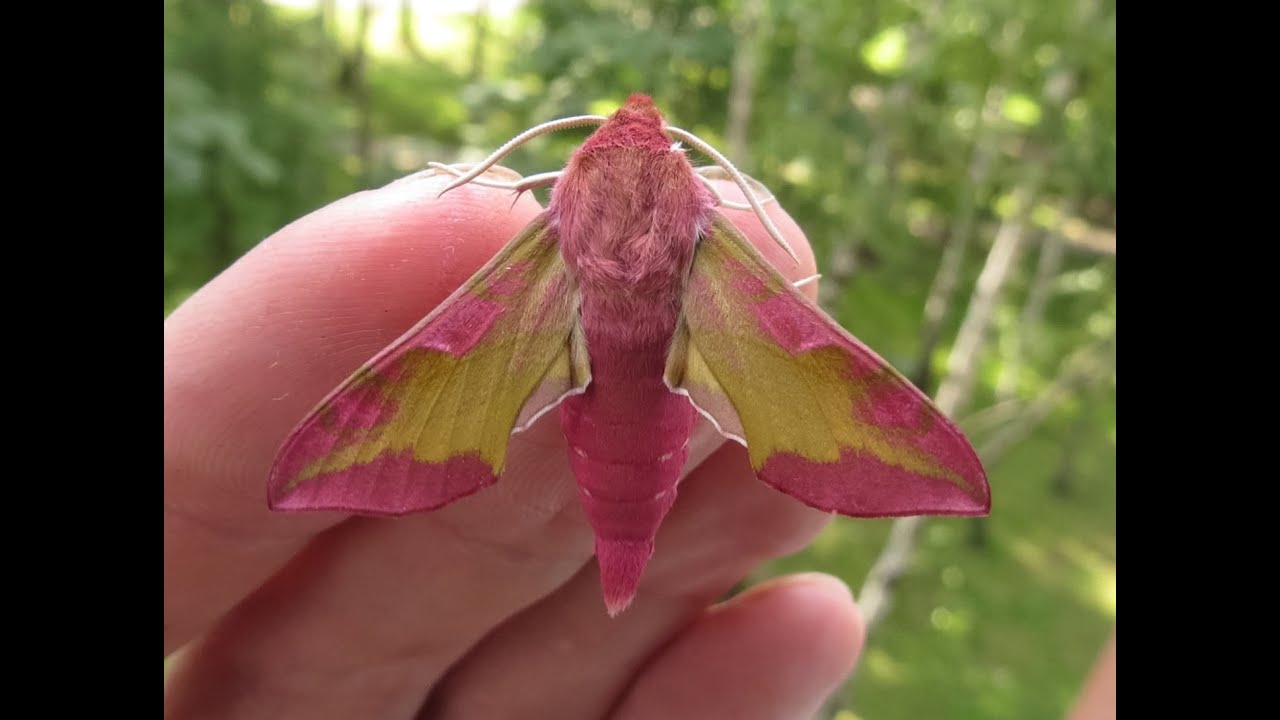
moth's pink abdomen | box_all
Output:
[569,453,682,616]
[559,352,698,615]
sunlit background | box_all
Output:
[163,1,1116,717]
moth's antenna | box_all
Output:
[695,173,776,211]
[662,125,800,264]
[439,115,609,196]
[696,166,776,203]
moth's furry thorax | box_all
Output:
[550,95,715,341]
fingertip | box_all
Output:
[719,572,865,676]
[614,572,863,720]
[714,572,866,708]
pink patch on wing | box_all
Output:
[412,296,504,356]
[270,450,497,515]
[317,381,396,432]
[854,378,929,429]
[271,383,397,488]
[483,261,532,298]
[759,447,989,517]
[752,294,836,354]
[730,267,771,297]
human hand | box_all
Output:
[164,169,864,718]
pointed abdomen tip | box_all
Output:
[596,538,655,617]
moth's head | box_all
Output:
[579,94,672,154]
[615,94,664,125]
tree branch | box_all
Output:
[978,334,1115,462]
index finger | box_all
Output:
[163,170,544,655]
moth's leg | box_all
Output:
[792,274,821,289]
[695,172,777,211]
[424,162,524,183]
[427,162,561,193]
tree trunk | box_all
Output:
[204,146,236,274]
[1052,409,1094,499]
[910,85,1000,391]
[979,334,1115,464]
[725,0,765,167]
[350,0,373,183]
[319,0,336,36]
[469,1,490,84]
[859,166,1042,635]
[399,0,427,62]
[995,199,1072,400]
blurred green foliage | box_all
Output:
[163,1,1115,717]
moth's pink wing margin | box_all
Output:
[669,213,990,518]
[268,212,587,516]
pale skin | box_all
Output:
[1068,628,1116,720]
[163,170,865,718]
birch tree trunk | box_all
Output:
[911,86,1001,390]
[995,199,1071,401]
[858,168,1042,635]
